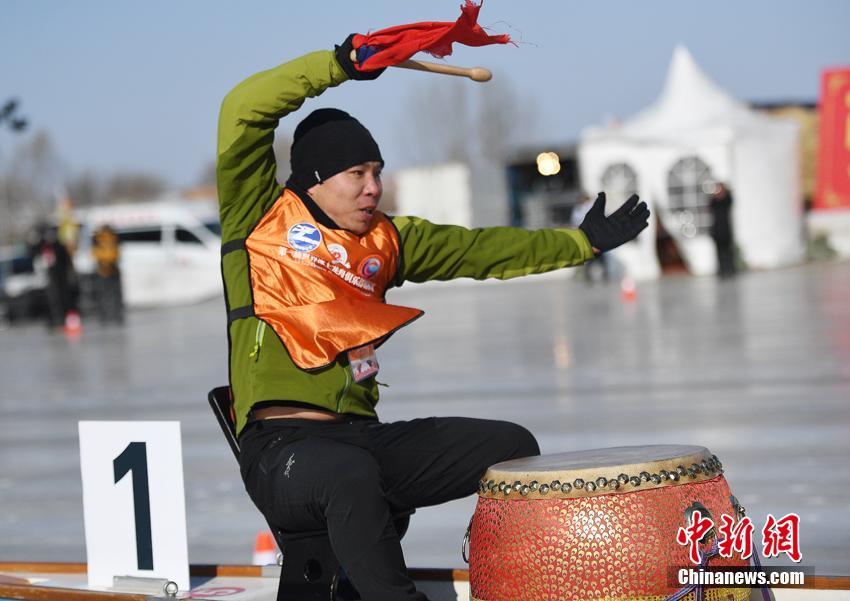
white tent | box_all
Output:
[579,46,803,278]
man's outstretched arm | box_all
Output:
[391,217,596,284]
[391,193,649,285]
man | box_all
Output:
[91,224,124,324]
[710,182,736,277]
[217,35,649,601]
[30,224,77,330]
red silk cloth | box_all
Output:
[352,1,510,71]
[815,67,850,209]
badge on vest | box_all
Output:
[348,343,379,383]
[327,243,351,268]
[287,222,322,252]
[357,255,383,279]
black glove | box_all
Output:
[578,192,650,253]
[335,34,385,81]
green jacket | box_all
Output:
[217,50,594,435]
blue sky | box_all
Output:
[2,1,848,187]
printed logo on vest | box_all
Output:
[327,243,350,268]
[358,255,383,279]
[287,222,322,252]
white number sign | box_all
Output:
[79,421,190,591]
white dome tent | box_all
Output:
[579,46,803,278]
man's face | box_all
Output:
[307,161,383,235]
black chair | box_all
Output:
[207,386,412,601]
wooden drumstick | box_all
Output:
[395,59,492,82]
[350,50,492,82]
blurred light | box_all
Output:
[536,151,561,176]
[553,336,571,370]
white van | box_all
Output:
[74,198,222,307]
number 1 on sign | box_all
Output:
[113,442,153,570]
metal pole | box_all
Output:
[0,98,28,292]
[0,98,28,246]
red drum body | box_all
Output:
[468,445,749,601]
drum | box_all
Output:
[468,445,749,601]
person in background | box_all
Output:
[31,224,77,330]
[91,224,124,324]
[56,198,80,257]
[710,182,736,278]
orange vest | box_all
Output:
[244,190,423,370]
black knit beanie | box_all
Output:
[286,108,383,191]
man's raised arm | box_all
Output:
[216,51,349,242]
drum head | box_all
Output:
[479,444,722,499]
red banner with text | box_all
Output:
[815,67,850,209]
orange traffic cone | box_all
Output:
[63,310,83,337]
[252,530,277,566]
[620,276,637,302]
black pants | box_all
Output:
[238,416,539,601]
[714,238,736,277]
[94,274,124,324]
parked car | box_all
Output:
[73,199,223,307]
[0,244,48,322]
